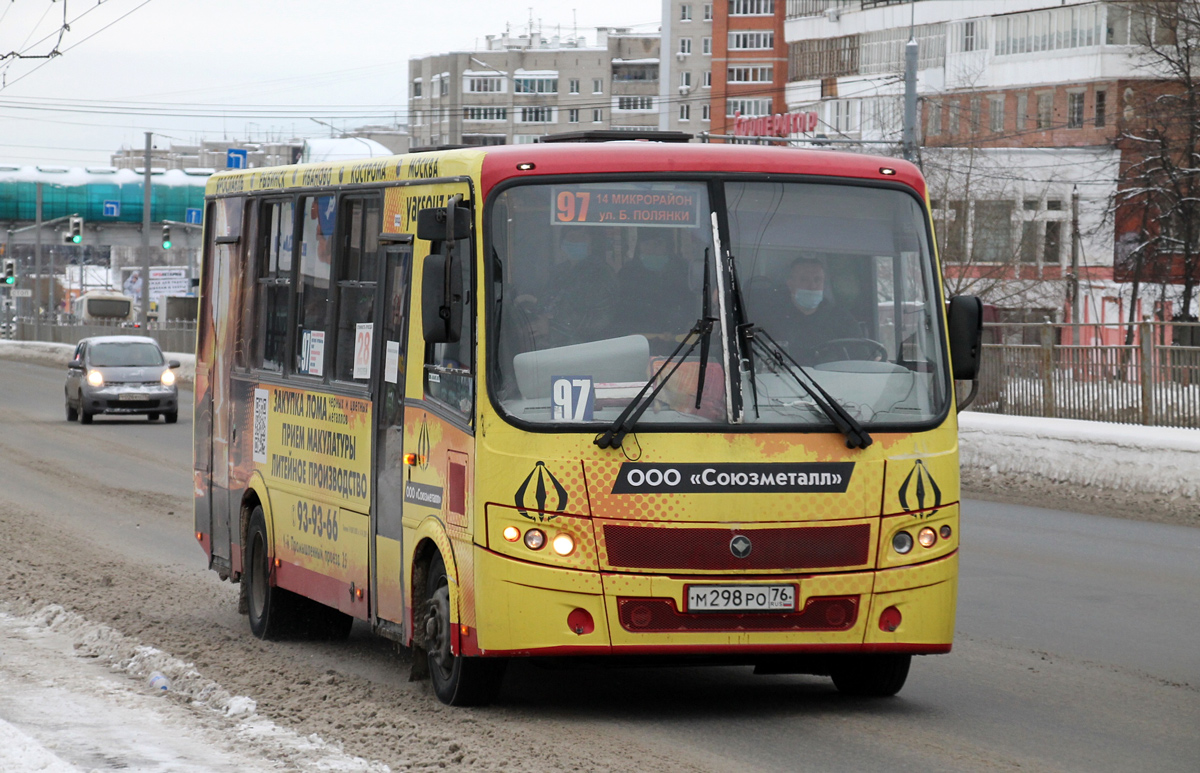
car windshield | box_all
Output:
[89,342,164,367]
[728,181,948,427]
[488,178,949,430]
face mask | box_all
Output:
[640,252,670,272]
[562,242,588,262]
[793,288,823,310]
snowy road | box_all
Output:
[1,358,1197,772]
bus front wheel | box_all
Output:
[424,551,506,706]
[246,505,300,640]
[830,654,912,697]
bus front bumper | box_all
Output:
[468,547,957,657]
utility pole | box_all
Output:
[141,132,152,329]
[1070,185,1081,345]
[34,183,42,342]
[903,34,918,161]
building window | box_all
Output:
[989,95,1004,133]
[568,108,579,123]
[569,78,580,94]
[466,76,504,93]
[994,3,1101,56]
[1044,221,1063,263]
[464,106,507,121]
[704,3,713,21]
[518,106,555,123]
[727,98,772,117]
[412,80,422,98]
[969,96,982,131]
[680,37,693,55]
[729,31,773,50]
[1020,220,1038,263]
[703,70,712,87]
[728,66,773,83]
[616,96,655,111]
[1017,93,1027,130]
[703,36,712,55]
[1067,91,1084,128]
[681,3,692,21]
[593,78,603,94]
[702,104,711,121]
[926,99,941,136]
[680,103,691,121]
[729,0,773,15]
[973,200,1014,263]
[961,20,980,52]
[948,100,960,136]
[1037,92,1053,129]
[440,78,449,96]
[514,77,558,94]
[1095,89,1107,126]
[593,108,603,123]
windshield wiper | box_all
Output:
[746,327,873,450]
[694,248,713,410]
[594,316,716,450]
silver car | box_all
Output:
[65,336,181,424]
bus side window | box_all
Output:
[334,197,380,383]
[256,199,294,372]
[424,234,474,421]
[295,195,335,378]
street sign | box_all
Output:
[226,149,248,169]
[11,288,32,298]
[185,207,202,225]
[103,200,121,217]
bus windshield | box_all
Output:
[489,178,949,430]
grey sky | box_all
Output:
[0,0,661,165]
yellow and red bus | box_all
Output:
[194,135,983,705]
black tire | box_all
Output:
[164,411,178,424]
[424,552,506,706]
[80,408,93,424]
[147,412,160,422]
[830,654,912,697]
[66,401,78,422]
[245,505,301,640]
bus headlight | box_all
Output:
[918,527,937,548]
[892,531,914,554]
[86,370,104,387]
[502,526,521,542]
[161,369,176,386]
[523,528,546,550]
[551,533,575,556]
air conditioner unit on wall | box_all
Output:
[826,8,842,22]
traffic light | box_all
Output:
[3,259,14,285]
[161,224,172,250]
[69,215,83,244]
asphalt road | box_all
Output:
[1,357,1196,772]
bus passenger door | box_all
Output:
[371,245,413,628]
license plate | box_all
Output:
[686,584,796,613]
[118,392,148,401]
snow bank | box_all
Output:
[0,340,195,386]
[0,718,81,773]
[959,412,1200,501]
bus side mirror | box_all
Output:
[423,251,463,343]
[947,295,984,380]
[416,206,471,243]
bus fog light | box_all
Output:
[939,525,952,539]
[567,607,594,635]
[918,527,937,548]
[502,526,520,542]
[86,370,104,387]
[892,531,913,554]
[551,533,575,556]
[523,528,546,550]
[879,606,902,632]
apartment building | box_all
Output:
[408,28,660,147]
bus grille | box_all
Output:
[617,596,859,633]
[602,523,871,571]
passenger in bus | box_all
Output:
[615,229,695,352]
[776,257,860,362]
[529,227,619,348]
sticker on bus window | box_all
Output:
[353,323,373,380]
[384,341,400,384]
[551,376,594,422]
[551,187,699,228]
[306,330,325,377]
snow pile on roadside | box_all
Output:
[960,411,1200,501]
[0,340,196,385]
[0,719,79,773]
[6,601,390,773]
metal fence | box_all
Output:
[971,321,1200,428]
[11,318,196,353]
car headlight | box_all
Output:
[161,369,176,386]
[86,370,104,387]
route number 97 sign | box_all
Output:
[553,186,699,228]
[551,376,594,422]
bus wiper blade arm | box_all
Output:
[595,317,716,450]
[748,327,873,450]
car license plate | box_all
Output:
[118,392,147,401]
[686,584,796,613]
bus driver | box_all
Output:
[776,257,860,362]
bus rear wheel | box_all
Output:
[830,654,912,697]
[246,505,301,640]
[424,552,506,706]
